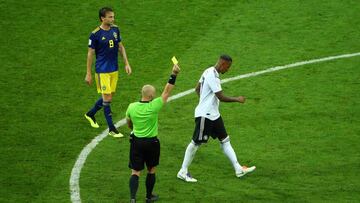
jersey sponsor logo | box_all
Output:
[102,36,106,40]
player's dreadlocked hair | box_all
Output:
[99,7,113,22]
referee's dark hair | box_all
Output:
[220,54,232,62]
[99,7,113,21]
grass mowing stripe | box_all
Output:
[69,52,360,203]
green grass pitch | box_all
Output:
[1,0,359,202]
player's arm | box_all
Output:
[85,48,95,85]
[195,83,201,97]
[126,118,133,130]
[215,91,245,103]
[161,64,181,103]
[118,42,132,75]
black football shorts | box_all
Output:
[192,116,228,144]
[129,134,160,171]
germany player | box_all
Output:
[84,7,131,137]
[126,64,180,203]
[177,55,255,182]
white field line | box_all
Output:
[70,52,360,202]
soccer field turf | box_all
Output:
[1,0,359,202]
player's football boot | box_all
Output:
[177,170,197,182]
[145,194,159,203]
[84,114,99,128]
[108,128,124,138]
[236,166,256,178]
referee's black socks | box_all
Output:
[129,174,139,199]
[146,173,156,199]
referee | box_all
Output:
[126,64,180,203]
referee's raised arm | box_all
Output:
[161,64,180,103]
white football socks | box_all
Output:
[220,136,242,172]
[180,140,199,173]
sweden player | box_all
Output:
[84,7,131,137]
[177,55,256,182]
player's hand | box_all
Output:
[85,73,92,85]
[172,64,180,75]
[125,64,132,75]
[238,96,246,103]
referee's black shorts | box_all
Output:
[129,134,160,171]
[192,116,228,144]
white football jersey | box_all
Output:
[194,66,222,120]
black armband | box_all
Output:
[168,74,177,85]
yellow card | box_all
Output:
[171,56,178,65]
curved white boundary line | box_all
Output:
[70,52,360,202]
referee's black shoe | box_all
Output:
[145,194,159,202]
